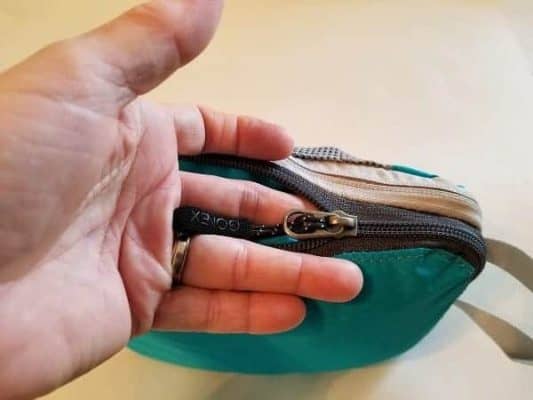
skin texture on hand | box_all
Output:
[0,1,363,398]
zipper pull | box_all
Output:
[173,207,284,239]
[173,207,357,241]
[283,210,358,239]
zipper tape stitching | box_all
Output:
[358,227,486,248]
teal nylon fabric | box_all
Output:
[127,160,475,373]
[391,164,438,178]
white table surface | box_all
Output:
[1,1,531,399]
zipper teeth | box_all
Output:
[360,223,480,235]
[360,226,485,248]
[276,238,330,252]
[182,155,486,271]
[196,157,325,209]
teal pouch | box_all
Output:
[129,147,487,373]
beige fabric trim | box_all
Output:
[455,300,533,362]
[288,157,476,200]
[485,239,533,292]
[276,158,482,227]
[455,238,533,362]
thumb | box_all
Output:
[1,0,223,109]
[83,0,223,98]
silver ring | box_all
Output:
[171,235,191,285]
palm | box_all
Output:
[0,44,189,391]
[0,1,362,398]
[0,84,182,370]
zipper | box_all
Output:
[279,154,481,228]
[173,208,359,240]
[283,209,358,239]
[178,154,486,276]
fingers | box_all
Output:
[145,103,294,159]
[182,236,363,302]
[180,172,315,224]
[154,287,306,334]
[192,105,294,159]
[138,101,293,160]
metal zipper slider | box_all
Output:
[283,210,358,239]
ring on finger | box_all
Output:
[171,234,191,286]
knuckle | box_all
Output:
[40,39,96,98]
[176,105,206,154]
[237,182,263,219]
[230,241,251,289]
[219,112,235,149]
[234,115,246,155]
[49,39,87,72]
[293,255,305,294]
[128,1,176,29]
[104,3,184,93]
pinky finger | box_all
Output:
[153,287,306,334]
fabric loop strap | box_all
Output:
[455,238,532,362]
[485,238,533,292]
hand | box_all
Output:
[0,1,363,398]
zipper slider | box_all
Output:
[283,210,358,239]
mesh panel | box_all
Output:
[292,146,388,168]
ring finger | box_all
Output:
[181,235,362,303]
